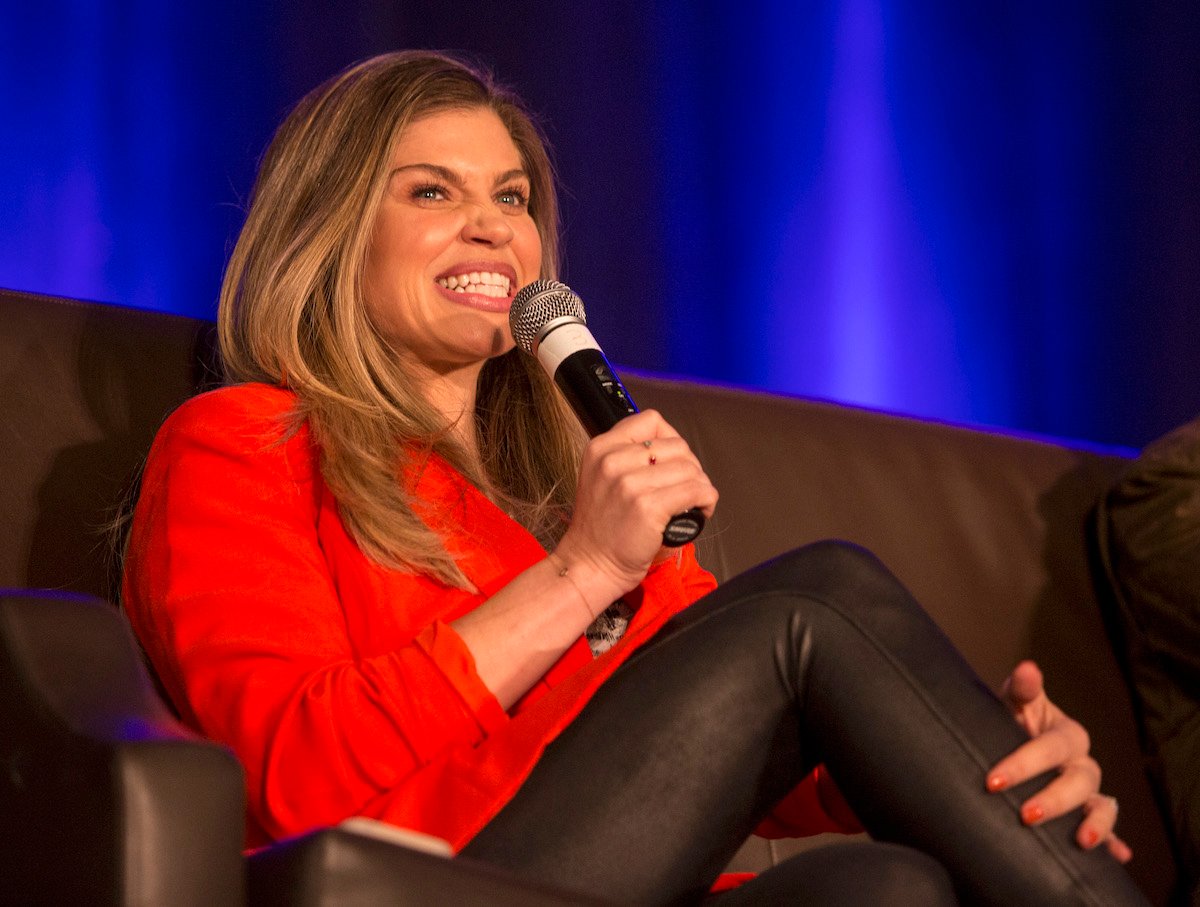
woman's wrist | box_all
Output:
[545,545,631,620]
[544,551,600,622]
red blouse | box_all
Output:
[122,383,848,851]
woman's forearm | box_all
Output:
[451,550,632,709]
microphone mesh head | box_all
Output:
[508,280,587,355]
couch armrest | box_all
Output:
[248,820,608,907]
[0,591,245,906]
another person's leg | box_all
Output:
[464,541,1146,905]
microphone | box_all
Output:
[509,279,705,547]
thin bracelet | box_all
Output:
[547,552,600,622]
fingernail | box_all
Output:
[1082,829,1100,848]
[1022,803,1045,826]
[986,774,1008,792]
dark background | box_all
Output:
[2,0,1197,449]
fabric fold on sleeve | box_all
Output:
[414,621,509,732]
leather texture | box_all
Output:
[248,825,607,907]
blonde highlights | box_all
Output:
[218,51,584,587]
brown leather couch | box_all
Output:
[0,288,1177,903]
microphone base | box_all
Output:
[663,508,705,547]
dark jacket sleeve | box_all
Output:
[1097,414,1200,884]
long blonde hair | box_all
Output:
[218,51,585,587]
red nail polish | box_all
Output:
[1083,829,1100,848]
[1022,803,1045,826]
[987,774,1008,792]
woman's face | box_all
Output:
[364,106,543,376]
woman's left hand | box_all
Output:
[987,660,1132,863]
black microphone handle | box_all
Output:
[553,348,705,547]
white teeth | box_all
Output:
[436,271,512,298]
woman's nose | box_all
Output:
[462,204,515,246]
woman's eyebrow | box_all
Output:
[391,163,463,186]
[494,168,528,186]
[390,164,528,187]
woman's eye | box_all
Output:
[497,188,529,208]
[411,184,447,202]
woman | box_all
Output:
[122,51,1145,904]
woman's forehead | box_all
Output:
[391,107,522,162]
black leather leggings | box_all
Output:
[463,542,1148,905]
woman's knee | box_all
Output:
[708,540,942,663]
[741,540,911,614]
[775,539,890,583]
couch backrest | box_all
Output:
[1,289,218,601]
[626,372,1129,683]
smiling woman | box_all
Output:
[120,50,1148,905]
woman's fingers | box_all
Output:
[988,661,1129,861]
[563,409,716,587]
[987,717,1090,792]
[999,660,1045,718]
[1076,794,1132,863]
[1106,833,1134,864]
[592,435,704,478]
[1012,754,1101,826]
[597,447,718,522]
[1071,793,1126,857]
[584,412,713,512]
[586,408,682,452]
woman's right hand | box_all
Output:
[552,409,719,600]
[454,409,716,706]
